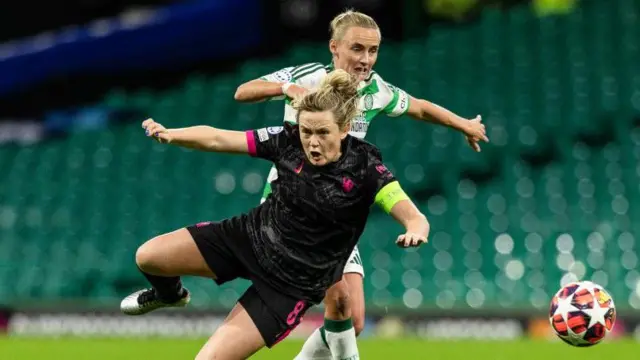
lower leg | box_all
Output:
[196,302,265,360]
[322,279,359,360]
[122,228,215,314]
[295,272,366,360]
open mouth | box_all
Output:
[310,151,322,160]
[354,67,368,77]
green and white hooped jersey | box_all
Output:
[260,62,410,139]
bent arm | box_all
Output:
[234,79,285,103]
[406,96,471,134]
[168,126,249,154]
[389,199,430,237]
[375,181,429,237]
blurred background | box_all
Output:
[1,0,639,358]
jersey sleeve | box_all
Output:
[366,153,408,212]
[258,63,325,101]
[245,125,290,162]
[379,78,410,117]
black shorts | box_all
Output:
[186,216,313,348]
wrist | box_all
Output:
[281,82,292,96]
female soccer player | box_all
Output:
[234,9,489,360]
[120,70,429,360]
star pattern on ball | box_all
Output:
[582,298,610,328]
[554,293,579,318]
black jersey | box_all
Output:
[243,122,397,303]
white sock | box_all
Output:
[324,318,359,360]
[293,327,332,360]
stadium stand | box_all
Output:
[1,0,639,312]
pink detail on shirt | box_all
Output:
[342,177,354,192]
[246,131,257,156]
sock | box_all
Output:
[139,267,184,303]
[294,327,331,360]
[324,318,359,360]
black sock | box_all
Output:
[139,267,184,303]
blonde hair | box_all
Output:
[292,69,359,130]
[329,9,380,40]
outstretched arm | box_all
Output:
[234,79,295,103]
[406,97,489,151]
[142,118,249,154]
[234,68,309,103]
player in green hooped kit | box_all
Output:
[235,10,489,360]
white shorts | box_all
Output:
[343,246,364,277]
[262,166,365,278]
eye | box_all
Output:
[369,48,378,54]
[351,45,363,52]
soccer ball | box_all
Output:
[549,281,616,347]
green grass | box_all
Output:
[1,337,636,359]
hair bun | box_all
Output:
[323,69,358,100]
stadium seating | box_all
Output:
[1,0,639,311]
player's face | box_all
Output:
[298,110,349,166]
[330,27,380,82]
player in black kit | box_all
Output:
[120,70,429,360]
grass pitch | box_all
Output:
[1,337,635,359]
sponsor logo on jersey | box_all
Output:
[364,94,374,110]
[350,115,369,134]
[257,128,269,142]
[267,126,284,134]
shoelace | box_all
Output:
[137,289,159,305]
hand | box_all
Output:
[464,115,489,152]
[282,83,308,99]
[396,233,428,248]
[142,118,172,144]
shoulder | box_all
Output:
[369,72,402,94]
[260,62,326,83]
[348,136,383,163]
[290,62,327,82]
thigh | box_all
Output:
[343,246,364,278]
[242,284,313,348]
[136,227,215,278]
[187,219,253,285]
[195,302,265,360]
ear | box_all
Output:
[340,124,350,139]
[329,39,338,57]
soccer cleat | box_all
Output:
[120,288,190,315]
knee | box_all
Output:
[135,238,160,273]
[324,280,351,319]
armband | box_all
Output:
[374,181,409,214]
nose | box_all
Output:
[360,52,370,66]
[309,135,320,147]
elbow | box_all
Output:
[196,126,223,151]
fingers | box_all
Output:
[467,115,489,144]
[141,118,170,143]
[467,137,481,152]
[396,233,428,248]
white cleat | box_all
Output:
[120,288,190,315]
